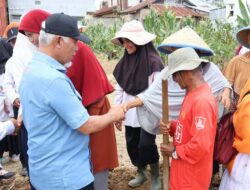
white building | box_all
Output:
[210,0,250,25]
[95,0,140,9]
[8,0,96,22]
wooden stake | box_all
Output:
[162,79,169,190]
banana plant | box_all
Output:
[237,0,250,28]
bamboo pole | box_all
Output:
[162,79,169,190]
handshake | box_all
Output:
[111,102,132,131]
[108,103,128,130]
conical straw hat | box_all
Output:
[236,26,250,49]
[157,27,214,57]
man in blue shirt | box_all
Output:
[19,13,125,190]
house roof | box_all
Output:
[165,5,206,17]
[121,0,157,14]
[92,0,206,18]
[93,5,117,17]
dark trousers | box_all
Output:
[19,126,29,170]
[13,106,26,168]
[79,182,94,190]
[125,126,159,167]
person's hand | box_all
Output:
[121,103,129,112]
[3,101,10,114]
[13,98,20,108]
[160,143,175,157]
[109,105,126,122]
[159,120,170,135]
[17,115,23,128]
[114,121,122,131]
[10,118,21,135]
[217,88,231,110]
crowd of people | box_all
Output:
[0,8,249,190]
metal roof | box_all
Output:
[121,0,157,14]
[93,5,117,17]
[92,0,207,18]
[152,4,206,17]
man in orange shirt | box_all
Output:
[160,47,218,189]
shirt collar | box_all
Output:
[34,51,67,73]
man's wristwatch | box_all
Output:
[172,147,178,159]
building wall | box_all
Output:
[0,0,7,36]
[210,0,250,25]
[105,0,139,7]
[225,0,250,25]
[8,0,96,22]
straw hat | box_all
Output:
[111,20,156,46]
[236,26,250,49]
[168,47,209,76]
[157,27,214,56]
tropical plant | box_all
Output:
[237,0,250,28]
[84,21,123,60]
[84,9,236,68]
[144,9,236,68]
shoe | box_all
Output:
[19,167,28,176]
[150,162,161,190]
[0,157,10,165]
[0,168,15,179]
[10,154,19,162]
[128,166,148,187]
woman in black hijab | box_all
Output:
[112,20,164,190]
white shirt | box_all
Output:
[4,32,36,105]
[0,120,15,141]
[114,72,160,127]
[0,74,12,121]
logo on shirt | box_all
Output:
[175,121,183,143]
[195,116,206,130]
[180,111,186,119]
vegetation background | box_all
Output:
[84,0,250,70]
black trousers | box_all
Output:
[125,126,159,167]
[13,106,26,167]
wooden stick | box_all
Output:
[162,79,169,190]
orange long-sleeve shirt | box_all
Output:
[170,84,217,190]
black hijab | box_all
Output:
[113,41,164,95]
[0,38,13,74]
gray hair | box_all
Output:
[39,21,69,46]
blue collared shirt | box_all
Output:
[19,52,93,189]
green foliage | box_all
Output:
[195,20,236,68]
[143,10,236,68]
[84,21,123,60]
[237,0,250,28]
[85,9,237,68]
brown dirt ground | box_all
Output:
[0,54,220,190]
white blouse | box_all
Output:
[114,72,160,127]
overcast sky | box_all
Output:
[95,0,102,9]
